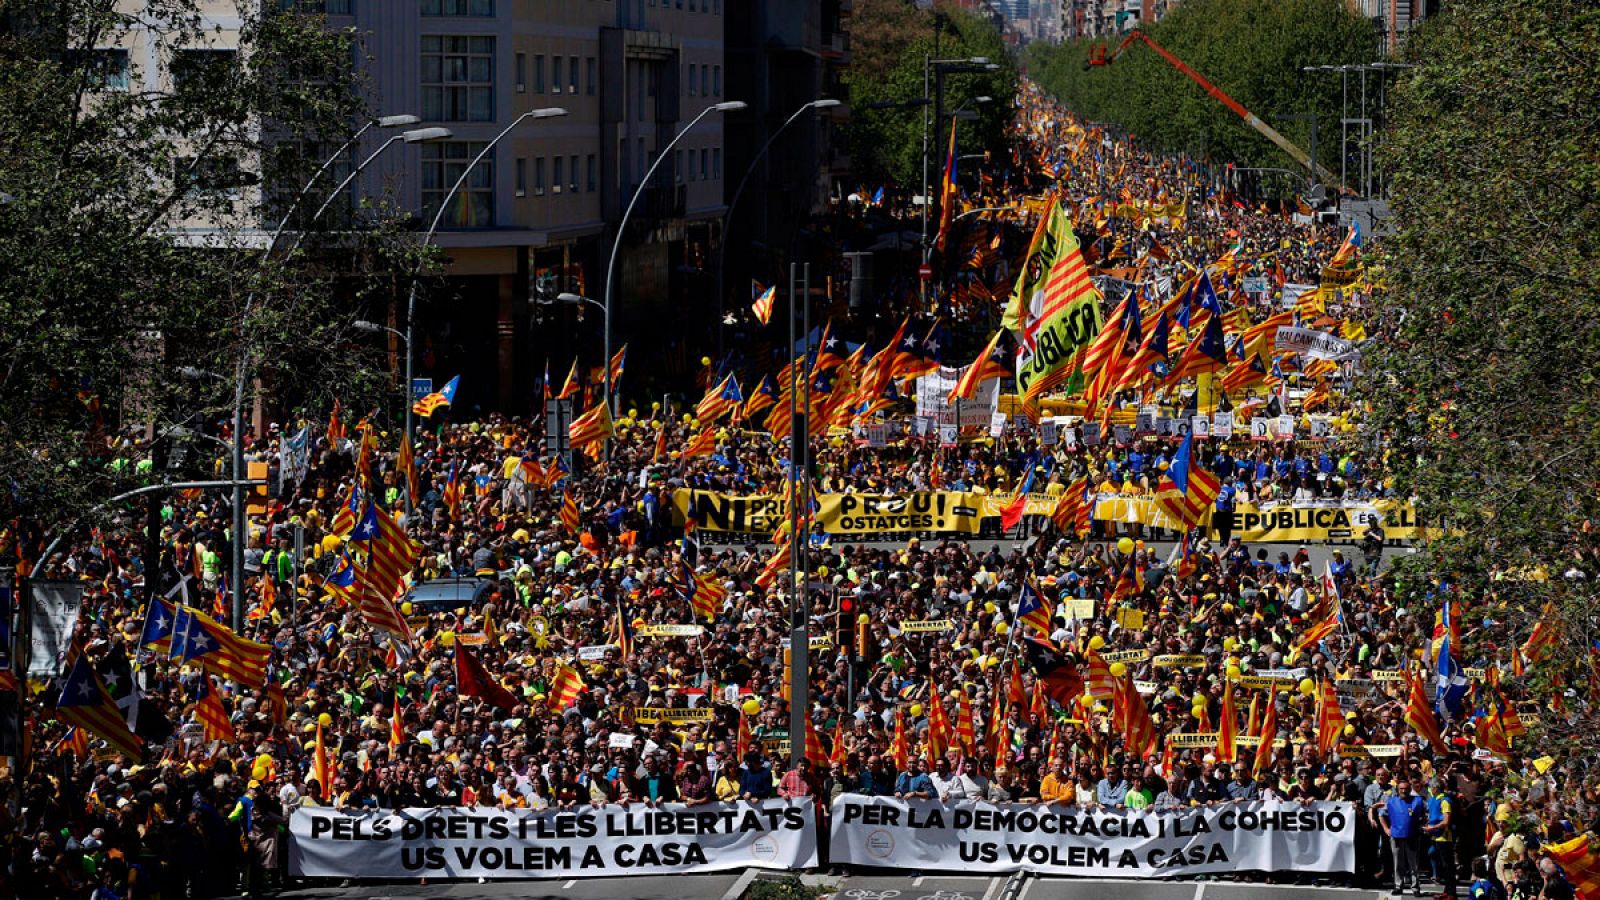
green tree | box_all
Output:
[1362,0,1600,753]
[1026,0,1372,184]
[0,2,406,535]
[843,0,1018,188]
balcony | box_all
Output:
[641,183,686,221]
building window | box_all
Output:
[421,35,494,122]
[534,55,545,93]
[551,56,562,94]
[687,148,696,181]
[586,57,596,95]
[534,157,545,195]
[552,156,563,194]
[421,141,493,227]
[569,155,579,193]
[687,63,696,97]
[713,65,721,96]
[279,0,353,12]
[568,55,578,94]
[515,52,525,92]
[699,147,707,180]
[88,49,129,90]
[421,0,493,14]
[170,49,236,93]
[515,157,526,197]
[674,149,682,183]
[586,154,596,192]
[174,154,247,196]
[713,147,721,179]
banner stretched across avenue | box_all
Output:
[671,488,1426,543]
[288,797,1354,881]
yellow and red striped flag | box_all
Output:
[560,491,580,534]
[568,401,614,452]
[194,675,232,743]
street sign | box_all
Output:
[410,378,433,401]
[918,263,933,281]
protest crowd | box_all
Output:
[5,81,1599,900]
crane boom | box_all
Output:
[1091,30,1339,187]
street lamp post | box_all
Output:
[715,99,840,353]
[307,128,453,226]
[603,100,746,419]
[403,108,568,450]
[222,113,425,629]
[920,58,992,267]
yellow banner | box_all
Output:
[1101,649,1151,664]
[1152,654,1208,668]
[632,707,714,724]
[1165,732,1221,748]
[899,619,955,633]
[671,489,1425,543]
[1338,744,1404,758]
[636,624,705,638]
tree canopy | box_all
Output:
[1361,0,1600,748]
[843,0,1018,189]
[1026,0,1373,181]
[0,1,406,529]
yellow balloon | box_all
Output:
[1192,705,1206,718]
[818,565,829,577]
[1343,724,1356,737]
[1117,537,1135,555]
[1298,678,1316,696]
[857,613,870,625]
[1226,664,1242,680]
[682,414,693,424]
[317,712,333,727]
[1109,662,1128,677]
[1088,635,1106,651]
[741,698,761,716]
[1223,637,1237,651]
[984,602,997,614]
[629,408,639,418]
[400,601,414,616]
[910,703,924,718]
[1192,692,1206,706]
[440,631,455,647]
[995,622,1008,635]
[701,356,712,366]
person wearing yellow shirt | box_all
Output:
[714,764,742,802]
[1039,760,1074,804]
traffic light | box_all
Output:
[838,595,855,654]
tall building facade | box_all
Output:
[332,0,732,411]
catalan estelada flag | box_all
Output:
[1545,833,1600,900]
[557,359,579,400]
[1016,577,1054,638]
[410,375,459,418]
[1155,432,1220,530]
[694,375,742,424]
[1404,665,1447,753]
[935,119,959,252]
[1329,220,1362,268]
[174,606,271,686]
[55,650,142,759]
[751,283,776,325]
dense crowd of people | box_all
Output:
[6,83,1596,900]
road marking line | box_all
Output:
[563,880,576,889]
[981,876,1001,900]
[913,876,925,886]
[1016,875,1036,900]
[1192,883,1206,900]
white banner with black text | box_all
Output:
[288,800,817,880]
[829,795,1354,877]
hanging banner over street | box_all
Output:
[288,801,816,880]
[830,795,1354,877]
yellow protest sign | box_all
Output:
[1152,654,1208,668]
[1101,648,1151,664]
[631,707,714,725]
[899,619,955,633]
